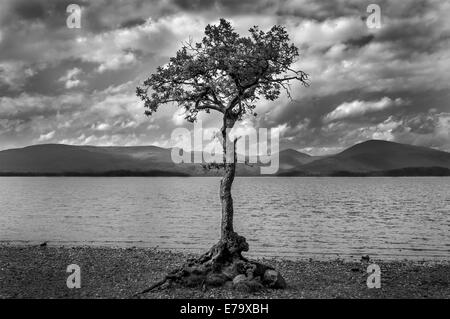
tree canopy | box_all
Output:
[136,18,308,124]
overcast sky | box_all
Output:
[0,0,449,155]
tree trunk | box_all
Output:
[138,114,287,294]
[220,114,236,240]
[220,162,235,239]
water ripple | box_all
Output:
[0,176,449,261]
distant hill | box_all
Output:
[0,144,259,176]
[297,140,450,175]
[0,140,449,176]
[278,149,318,170]
[0,144,172,173]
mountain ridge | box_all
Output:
[1,140,449,176]
[298,140,450,174]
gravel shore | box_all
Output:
[0,245,448,299]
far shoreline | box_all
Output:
[1,169,450,177]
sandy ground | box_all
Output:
[0,245,449,299]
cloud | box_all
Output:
[300,111,450,156]
[38,130,55,142]
[0,0,449,155]
[390,112,450,151]
[94,123,111,131]
[0,81,179,149]
[119,17,147,29]
[13,1,46,21]
[172,108,187,125]
[0,92,84,121]
[58,67,84,89]
[324,97,407,122]
[0,61,35,90]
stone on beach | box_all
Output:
[205,273,228,287]
[263,269,287,289]
[232,274,247,286]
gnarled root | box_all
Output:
[136,232,286,296]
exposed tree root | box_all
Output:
[135,232,286,296]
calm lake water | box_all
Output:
[0,177,449,261]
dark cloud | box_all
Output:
[276,0,433,22]
[171,0,216,11]
[275,0,363,21]
[344,34,374,48]
[119,18,147,29]
[22,59,97,96]
[13,1,46,21]
[172,0,274,13]
[376,18,450,58]
[401,113,437,134]
[4,0,90,28]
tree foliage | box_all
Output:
[136,19,308,123]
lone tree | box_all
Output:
[137,19,308,292]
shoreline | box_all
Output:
[1,173,450,177]
[1,245,449,299]
[0,241,448,263]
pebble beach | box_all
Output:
[0,245,449,299]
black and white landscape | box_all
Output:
[0,0,449,301]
